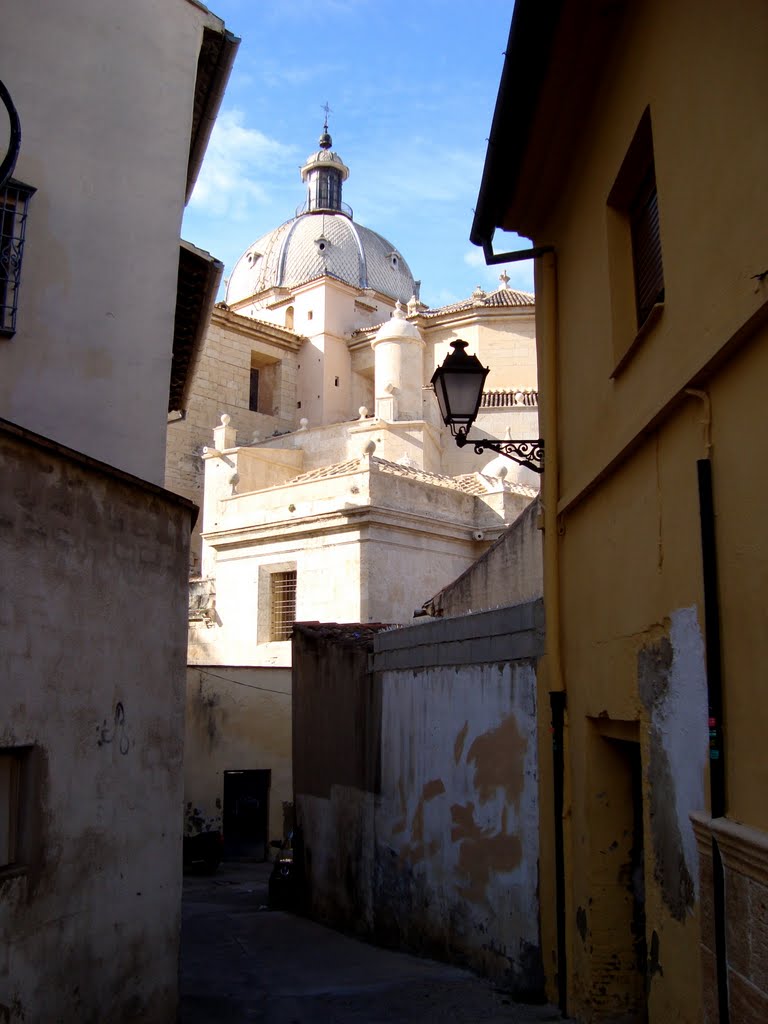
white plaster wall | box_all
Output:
[378,661,539,947]
[296,654,542,990]
[0,0,219,484]
[659,606,709,897]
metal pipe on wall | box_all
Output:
[696,457,730,1024]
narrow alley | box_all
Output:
[179,864,571,1024]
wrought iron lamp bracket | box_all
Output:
[454,428,544,474]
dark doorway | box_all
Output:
[588,724,648,1021]
[223,769,270,861]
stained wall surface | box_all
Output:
[0,424,192,1022]
[293,603,544,997]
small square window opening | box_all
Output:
[0,750,22,869]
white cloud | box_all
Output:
[189,109,296,220]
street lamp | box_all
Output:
[431,339,544,474]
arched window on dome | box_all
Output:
[285,306,294,330]
[310,169,341,212]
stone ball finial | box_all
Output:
[299,417,309,430]
[358,406,369,420]
[221,414,231,426]
[363,440,376,457]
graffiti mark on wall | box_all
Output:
[97,701,130,754]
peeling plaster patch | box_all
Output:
[450,801,522,903]
[422,778,446,801]
[667,608,708,896]
[638,607,707,919]
[467,714,527,806]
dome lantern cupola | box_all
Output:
[300,111,350,216]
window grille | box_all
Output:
[0,180,35,337]
[270,570,297,641]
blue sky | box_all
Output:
[183,0,534,309]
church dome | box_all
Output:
[225,122,417,307]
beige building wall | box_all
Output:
[185,666,292,848]
[0,0,225,485]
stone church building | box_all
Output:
[166,123,540,850]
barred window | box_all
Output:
[270,570,297,641]
[1,180,35,337]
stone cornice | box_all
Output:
[210,305,304,351]
[202,504,504,551]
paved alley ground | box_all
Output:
[179,863,572,1024]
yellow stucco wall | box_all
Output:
[516,1,768,1019]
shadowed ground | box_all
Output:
[179,862,572,1023]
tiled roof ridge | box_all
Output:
[420,285,535,318]
[279,453,537,498]
[351,284,534,335]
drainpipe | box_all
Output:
[536,250,569,1015]
[697,460,729,1023]
[689,389,729,1022]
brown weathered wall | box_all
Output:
[293,626,382,802]
[294,605,544,999]
[0,423,192,1022]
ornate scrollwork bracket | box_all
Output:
[0,81,21,189]
[455,429,544,474]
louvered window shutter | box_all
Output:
[630,173,664,327]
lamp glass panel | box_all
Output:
[443,372,484,422]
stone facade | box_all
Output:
[422,497,543,618]
[171,129,542,858]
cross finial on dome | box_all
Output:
[319,101,333,149]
